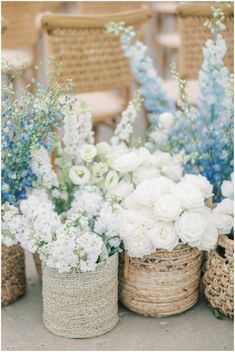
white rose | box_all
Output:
[171,180,204,209]
[80,144,97,163]
[221,180,234,199]
[135,147,152,167]
[161,164,183,182]
[153,194,182,222]
[112,151,140,173]
[212,212,233,234]
[146,222,179,251]
[124,233,154,257]
[175,210,207,246]
[149,130,168,145]
[105,170,119,190]
[119,209,143,239]
[199,217,218,251]
[214,198,234,216]
[158,112,175,130]
[154,151,172,167]
[183,174,213,198]
[111,181,134,200]
[69,165,90,185]
[132,166,160,184]
[96,142,112,157]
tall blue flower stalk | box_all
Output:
[1,64,73,205]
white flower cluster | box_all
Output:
[213,173,234,235]
[119,174,218,257]
[148,112,175,147]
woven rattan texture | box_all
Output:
[46,25,140,92]
[203,235,234,318]
[119,244,203,317]
[42,253,119,338]
[179,16,234,79]
[2,2,41,49]
[1,244,26,306]
[76,2,145,14]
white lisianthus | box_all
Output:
[119,209,143,239]
[212,212,234,235]
[149,130,168,145]
[124,233,154,258]
[175,210,207,247]
[132,166,160,184]
[183,174,213,198]
[221,180,234,199]
[105,170,119,190]
[171,180,205,209]
[111,180,134,200]
[158,112,175,130]
[69,165,90,185]
[214,198,234,216]
[146,222,179,251]
[80,144,97,163]
[112,151,140,173]
[161,164,183,182]
[153,194,182,222]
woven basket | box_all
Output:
[119,244,203,317]
[203,235,234,318]
[33,252,42,283]
[1,243,26,306]
[42,252,119,338]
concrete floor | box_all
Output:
[1,252,234,351]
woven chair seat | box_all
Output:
[155,33,181,49]
[152,3,177,15]
[2,48,32,73]
[74,91,126,124]
[163,79,199,105]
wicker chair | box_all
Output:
[162,3,234,104]
[1,2,42,78]
[41,10,151,127]
[75,1,146,14]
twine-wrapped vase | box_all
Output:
[42,252,119,338]
[119,244,203,317]
[203,234,234,318]
[1,243,26,306]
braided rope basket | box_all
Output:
[203,234,234,318]
[42,252,119,338]
[119,244,203,317]
[1,243,26,306]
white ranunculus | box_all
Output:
[158,112,175,130]
[146,221,179,251]
[171,180,204,209]
[124,233,154,257]
[111,181,134,200]
[133,166,160,184]
[119,209,143,239]
[183,174,213,198]
[175,210,207,246]
[221,180,234,199]
[112,151,140,173]
[69,165,90,185]
[214,198,234,216]
[149,130,168,145]
[80,144,97,163]
[153,194,183,222]
[161,164,183,182]
[105,170,119,190]
[212,212,233,235]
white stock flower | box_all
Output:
[68,188,103,217]
[221,180,234,199]
[69,165,90,185]
[212,212,233,235]
[146,222,179,251]
[124,233,154,257]
[158,112,175,130]
[80,144,97,163]
[171,180,205,209]
[153,194,182,222]
[112,151,140,173]
[105,170,119,190]
[214,198,234,216]
[183,174,213,198]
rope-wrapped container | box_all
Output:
[203,235,234,318]
[42,252,119,338]
[119,244,203,317]
[1,244,26,306]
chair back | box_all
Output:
[41,9,151,93]
[176,3,234,79]
[2,1,42,49]
[76,1,146,14]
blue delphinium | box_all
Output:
[1,64,73,205]
[106,21,175,124]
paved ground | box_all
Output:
[1,251,234,351]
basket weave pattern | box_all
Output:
[119,244,203,317]
[1,244,26,306]
[203,235,234,318]
[42,252,119,338]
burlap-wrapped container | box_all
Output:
[1,243,26,306]
[203,234,234,318]
[119,244,203,317]
[42,252,119,338]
